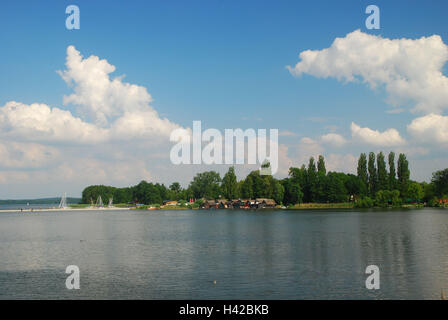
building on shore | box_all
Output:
[163,200,178,206]
[255,198,276,208]
[200,198,276,209]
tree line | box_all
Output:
[81,152,448,207]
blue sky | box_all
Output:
[1,0,448,197]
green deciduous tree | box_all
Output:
[390,190,401,206]
[241,175,254,199]
[408,182,424,202]
[221,167,239,200]
[289,166,307,188]
[246,170,265,198]
[375,190,390,207]
[282,178,303,205]
[344,174,366,198]
[189,171,222,199]
[270,178,285,204]
[325,172,348,202]
[169,182,181,193]
[422,182,436,203]
[432,168,448,197]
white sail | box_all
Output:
[59,192,67,209]
[96,195,104,207]
[108,197,113,208]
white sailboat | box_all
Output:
[95,195,104,207]
[108,197,114,208]
[59,192,67,209]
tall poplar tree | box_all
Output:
[388,152,396,190]
[357,153,368,195]
[306,157,317,202]
[377,152,388,191]
[397,153,410,199]
[317,155,326,175]
[368,152,377,196]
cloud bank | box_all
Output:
[288,29,448,114]
[0,46,190,197]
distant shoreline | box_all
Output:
[0,197,81,205]
[0,207,131,213]
[0,203,435,213]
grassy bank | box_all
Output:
[288,203,355,209]
[69,203,132,209]
[287,203,428,210]
[69,203,90,208]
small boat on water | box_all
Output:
[59,193,67,209]
[95,195,104,208]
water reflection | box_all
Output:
[0,208,447,299]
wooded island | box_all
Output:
[80,152,448,209]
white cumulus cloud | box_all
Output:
[407,113,448,144]
[0,101,108,144]
[288,29,448,114]
[0,46,192,197]
[321,133,347,147]
[351,122,405,147]
[0,46,189,145]
[58,46,153,126]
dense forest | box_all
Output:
[81,152,448,208]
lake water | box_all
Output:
[0,208,447,299]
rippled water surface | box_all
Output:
[1,208,448,299]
